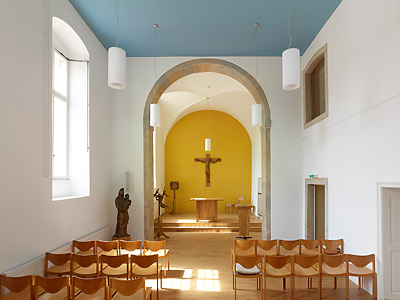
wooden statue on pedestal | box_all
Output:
[169,181,179,215]
[154,188,169,240]
[113,188,131,240]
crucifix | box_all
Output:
[194,154,221,187]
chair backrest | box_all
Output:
[143,240,165,252]
[131,254,158,269]
[120,240,142,254]
[235,254,262,270]
[35,276,70,299]
[321,239,344,254]
[321,254,347,269]
[72,240,96,254]
[109,278,146,299]
[293,255,320,269]
[233,239,256,255]
[71,276,106,299]
[255,240,277,255]
[45,252,72,274]
[265,255,292,270]
[300,239,321,255]
[347,254,375,272]
[97,240,119,253]
[278,240,300,255]
[101,254,129,269]
[0,275,34,299]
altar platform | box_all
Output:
[157,212,262,233]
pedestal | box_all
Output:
[236,205,253,238]
[112,235,131,241]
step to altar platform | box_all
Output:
[155,212,262,233]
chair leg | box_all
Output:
[345,275,349,300]
[283,278,286,290]
[160,269,163,289]
[373,274,377,299]
[168,252,170,270]
[292,276,295,300]
[334,277,337,289]
[319,276,322,300]
[234,276,237,300]
[358,277,361,289]
[310,277,313,289]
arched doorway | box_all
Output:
[143,58,271,240]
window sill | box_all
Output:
[52,194,89,201]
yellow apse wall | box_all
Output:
[164,110,251,213]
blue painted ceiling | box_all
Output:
[69,0,341,57]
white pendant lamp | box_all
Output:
[252,104,262,126]
[282,48,300,90]
[205,138,211,152]
[150,103,160,127]
[108,47,126,89]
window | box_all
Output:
[52,51,69,179]
[52,17,90,200]
[304,44,328,128]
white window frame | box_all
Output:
[52,49,69,180]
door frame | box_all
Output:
[305,178,328,240]
[377,182,400,300]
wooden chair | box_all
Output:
[109,278,152,300]
[143,240,169,276]
[233,254,263,300]
[0,275,34,300]
[72,254,99,278]
[347,254,376,299]
[131,255,162,300]
[321,239,343,255]
[231,239,256,270]
[72,240,96,255]
[44,252,73,277]
[300,240,321,256]
[320,254,348,299]
[71,276,107,300]
[278,239,300,256]
[97,240,119,256]
[100,254,130,280]
[255,240,278,256]
[264,255,293,299]
[119,240,142,256]
[293,255,320,299]
[35,275,70,300]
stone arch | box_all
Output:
[143,58,271,240]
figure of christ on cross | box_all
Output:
[194,154,222,187]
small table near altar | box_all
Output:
[236,205,253,238]
[190,198,224,222]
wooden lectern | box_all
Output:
[236,205,253,239]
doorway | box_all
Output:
[379,185,400,300]
[305,178,328,240]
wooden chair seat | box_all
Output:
[47,261,78,274]
[279,246,300,256]
[112,287,152,300]
[264,264,291,277]
[348,264,374,276]
[256,247,277,256]
[98,249,119,256]
[74,289,105,300]
[74,265,98,277]
[102,265,129,277]
[301,248,320,256]
[235,263,261,275]
[321,264,346,275]
[145,249,168,258]
[75,250,94,256]
[294,265,319,277]
[120,249,141,256]
[132,264,163,276]
[38,287,70,300]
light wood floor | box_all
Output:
[161,212,262,224]
[145,232,374,300]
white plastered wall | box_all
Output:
[111,57,303,240]
[302,0,400,296]
[0,0,112,273]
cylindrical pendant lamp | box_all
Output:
[205,138,211,151]
[252,104,262,126]
[150,104,160,127]
[282,48,300,90]
[108,47,126,89]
